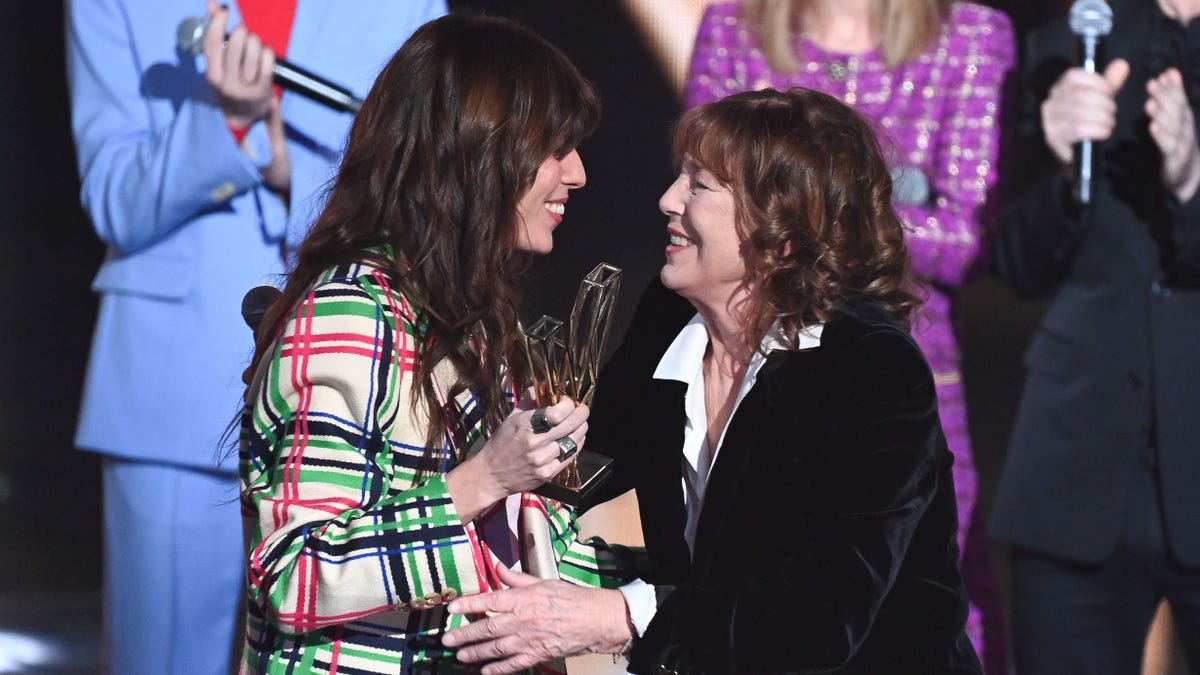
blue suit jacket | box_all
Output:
[67,0,446,471]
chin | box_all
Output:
[659,266,686,293]
[518,237,554,255]
[661,268,708,309]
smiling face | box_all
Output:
[658,154,749,313]
[515,149,587,254]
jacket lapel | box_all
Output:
[643,377,692,576]
[690,350,816,562]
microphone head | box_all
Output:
[176,16,209,56]
[890,165,930,207]
[1069,0,1113,39]
[241,285,283,334]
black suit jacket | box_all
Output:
[586,279,979,674]
[990,0,1200,566]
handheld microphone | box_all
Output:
[1068,0,1114,204]
[177,16,362,114]
[241,285,282,336]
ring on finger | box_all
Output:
[554,436,578,461]
[531,408,552,434]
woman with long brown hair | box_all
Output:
[236,13,634,673]
[442,88,982,675]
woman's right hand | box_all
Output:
[204,0,276,130]
[446,393,587,522]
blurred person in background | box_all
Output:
[66,0,443,671]
[990,0,1200,671]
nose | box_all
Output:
[659,173,686,217]
[562,149,586,189]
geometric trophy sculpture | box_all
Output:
[522,263,622,504]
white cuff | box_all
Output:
[617,578,657,637]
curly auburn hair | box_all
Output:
[248,13,600,470]
[673,87,921,350]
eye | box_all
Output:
[688,175,711,193]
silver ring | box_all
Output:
[531,408,552,434]
[554,436,578,461]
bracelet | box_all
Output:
[613,636,637,663]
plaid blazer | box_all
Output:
[239,261,632,674]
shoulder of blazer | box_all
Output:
[821,297,917,352]
[777,297,931,391]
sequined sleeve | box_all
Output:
[895,6,1015,287]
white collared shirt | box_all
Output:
[618,314,823,639]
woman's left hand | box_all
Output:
[444,390,585,522]
[442,565,634,674]
[1146,67,1200,202]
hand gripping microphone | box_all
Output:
[1068,0,1114,204]
[177,16,362,114]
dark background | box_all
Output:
[0,0,1064,631]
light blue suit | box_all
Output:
[66,1,445,671]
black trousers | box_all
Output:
[1012,460,1200,674]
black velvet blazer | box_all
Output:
[585,279,980,675]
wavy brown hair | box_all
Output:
[248,13,600,471]
[742,0,952,71]
[674,87,920,350]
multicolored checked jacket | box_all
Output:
[239,260,634,674]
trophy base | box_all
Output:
[532,450,614,506]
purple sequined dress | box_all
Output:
[685,3,1014,672]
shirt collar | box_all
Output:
[653,313,823,383]
[653,313,709,384]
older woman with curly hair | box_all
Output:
[681,4,1014,668]
[442,88,981,674]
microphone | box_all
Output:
[241,285,282,336]
[177,16,362,114]
[1068,0,1114,204]
[890,165,930,206]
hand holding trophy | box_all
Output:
[522,263,621,504]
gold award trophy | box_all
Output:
[522,263,621,505]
